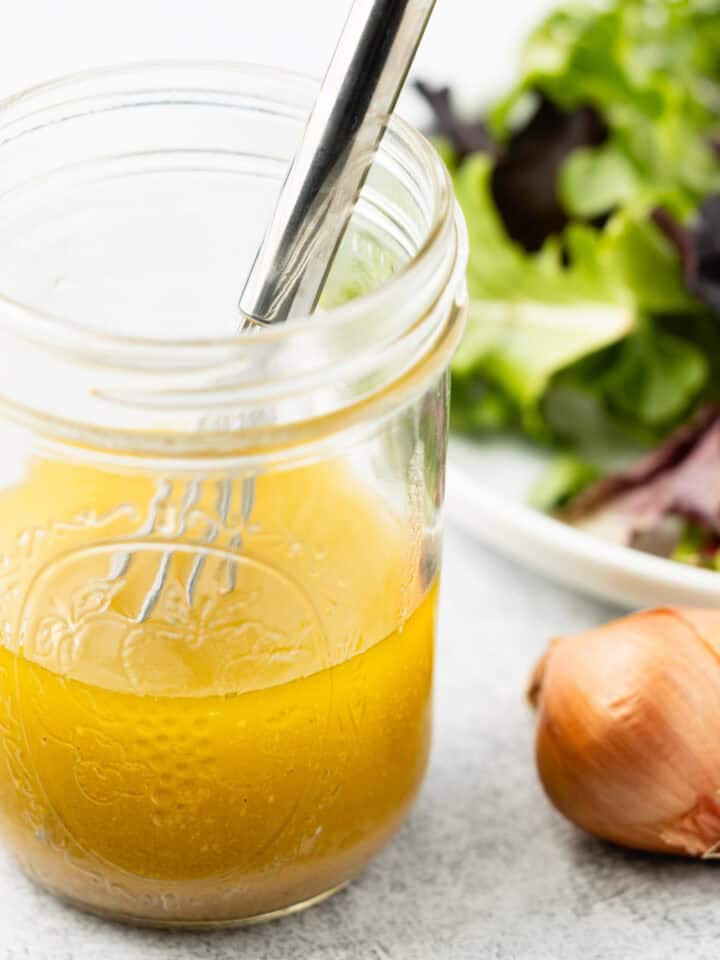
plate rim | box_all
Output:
[446,454,720,609]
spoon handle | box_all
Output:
[239,0,436,327]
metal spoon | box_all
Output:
[116,0,437,622]
[239,0,437,327]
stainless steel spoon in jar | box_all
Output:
[115,0,437,622]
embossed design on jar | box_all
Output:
[7,595,336,882]
[25,545,323,695]
[0,503,139,651]
[1,473,336,884]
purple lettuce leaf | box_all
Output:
[561,406,720,556]
[413,82,495,160]
[415,82,608,252]
[653,197,720,314]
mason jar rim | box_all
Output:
[0,62,467,459]
[0,60,453,357]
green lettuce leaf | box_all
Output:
[543,324,708,447]
[559,141,640,219]
[491,0,720,210]
[449,151,704,440]
[444,0,720,453]
[453,152,619,303]
[530,454,601,511]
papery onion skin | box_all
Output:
[531,608,720,856]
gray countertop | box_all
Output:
[2,525,718,960]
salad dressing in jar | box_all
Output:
[0,65,467,926]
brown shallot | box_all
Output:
[530,607,720,857]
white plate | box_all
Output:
[446,436,720,610]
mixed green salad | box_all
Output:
[418,0,720,568]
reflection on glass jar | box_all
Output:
[0,64,467,926]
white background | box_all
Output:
[0,1,551,118]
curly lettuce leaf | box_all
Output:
[453,152,621,303]
[542,324,708,448]
[491,0,720,213]
[489,96,607,251]
[436,0,720,462]
[653,197,720,313]
[450,151,704,440]
[530,453,601,511]
[557,405,720,564]
[559,141,640,219]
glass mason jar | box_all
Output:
[0,64,467,926]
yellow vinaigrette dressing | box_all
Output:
[0,459,436,923]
